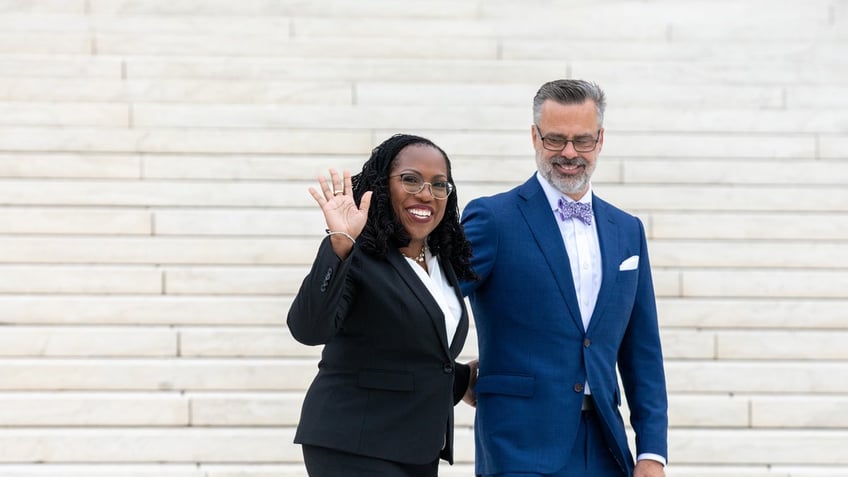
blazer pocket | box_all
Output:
[475,374,535,397]
[357,369,414,392]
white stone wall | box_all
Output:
[0,0,846,475]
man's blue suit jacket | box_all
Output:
[461,176,668,476]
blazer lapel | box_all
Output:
[386,249,452,357]
[441,258,469,357]
[516,178,584,333]
[587,195,619,333]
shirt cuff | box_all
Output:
[636,453,667,466]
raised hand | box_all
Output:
[308,168,372,259]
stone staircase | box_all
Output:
[0,0,846,475]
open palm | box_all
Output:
[309,168,372,239]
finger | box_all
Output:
[308,187,326,206]
[329,168,342,194]
[342,169,353,196]
[317,175,333,200]
[359,191,373,216]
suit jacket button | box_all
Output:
[583,338,591,348]
[574,383,584,393]
[443,364,453,374]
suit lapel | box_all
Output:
[516,178,584,333]
[386,249,452,357]
[441,258,469,357]
[587,196,619,333]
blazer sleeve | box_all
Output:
[617,218,669,460]
[286,237,357,346]
[459,197,498,297]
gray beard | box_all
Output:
[539,157,591,196]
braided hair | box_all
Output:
[351,134,476,282]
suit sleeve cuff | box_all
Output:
[637,453,667,466]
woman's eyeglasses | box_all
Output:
[391,174,454,199]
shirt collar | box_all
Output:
[535,171,593,213]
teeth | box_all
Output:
[409,208,431,218]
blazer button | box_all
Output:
[574,383,584,393]
[583,338,591,348]
[443,364,453,374]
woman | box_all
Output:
[287,134,478,477]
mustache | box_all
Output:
[550,157,588,167]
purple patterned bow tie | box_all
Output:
[556,198,593,225]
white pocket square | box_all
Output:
[619,255,639,271]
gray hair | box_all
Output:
[532,79,606,128]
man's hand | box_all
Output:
[462,359,478,407]
[634,459,665,477]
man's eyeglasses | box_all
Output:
[391,174,454,200]
[535,125,600,153]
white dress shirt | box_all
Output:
[536,173,602,326]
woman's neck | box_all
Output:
[401,241,427,266]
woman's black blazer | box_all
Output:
[287,238,471,465]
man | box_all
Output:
[461,79,668,477]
